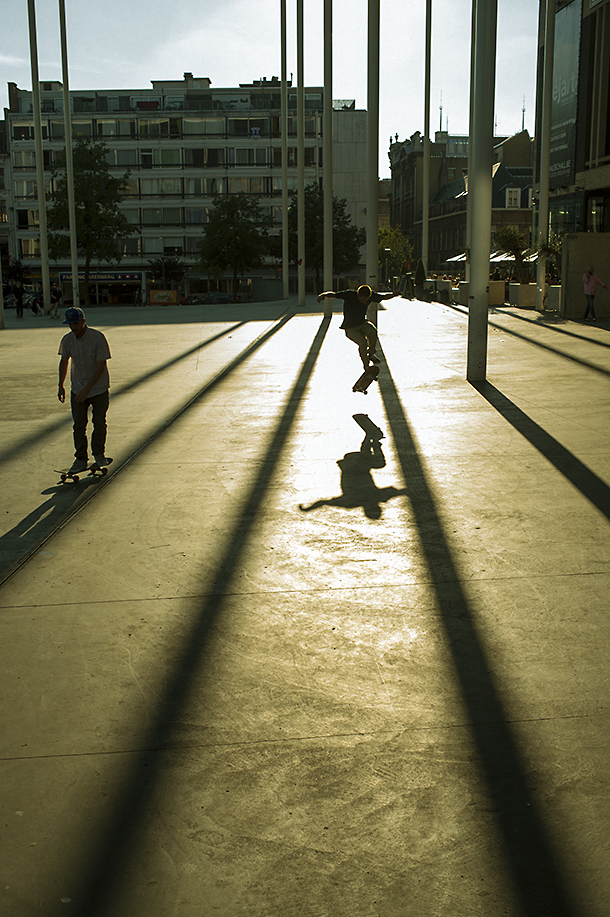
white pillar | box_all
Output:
[296,0,306,307]
[59,0,79,308]
[366,0,380,323]
[535,0,555,313]
[281,0,289,300]
[27,0,51,315]
[466,0,498,382]
[323,0,333,314]
[465,0,477,283]
[422,0,432,274]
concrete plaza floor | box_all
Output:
[1,296,609,917]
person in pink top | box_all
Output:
[583,266,607,321]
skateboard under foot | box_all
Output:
[56,458,113,483]
[352,365,380,394]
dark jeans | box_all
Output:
[71,390,109,461]
[584,294,596,319]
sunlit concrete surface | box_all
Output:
[1,297,609,916]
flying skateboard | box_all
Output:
[352,364,379,394]
[56,458,113,483]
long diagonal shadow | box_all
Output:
[52,315,330,917]
[447,303,610,377]
[474,382,610,521]
[0,311,296,587]
[378,361,579,916]
[0,317,255,466]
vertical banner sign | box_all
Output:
[549,0,582,189]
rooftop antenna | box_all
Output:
[522,94,526,131]
[439,90,443,132]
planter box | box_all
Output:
[509,283,536,308]
[489,280,506,305]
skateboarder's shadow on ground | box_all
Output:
[299,434,407,520]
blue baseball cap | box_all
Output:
[63,307,85,324]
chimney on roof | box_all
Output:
[183,72,193,80]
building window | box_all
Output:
[72,120,93,137]
[97,119,118,136]
[142,237,163,253]
[204,118,225,135]
[185,208,208,224]
[152,149,181,167]
[140,118,169,138]
[13,150,37,169]
[183,118,205,135]
[121,178,139,197]
[118,238,141,255]
[14,180,37,199]
[13,122,48,141]
[163,237,183,254]
[118,120,137,137]
[506,188,520,208]
[116,149,138,167]
[160,178,182,195]
[17,210,39,228]
[19,238,41,257]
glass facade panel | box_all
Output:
[13,150,37,169]
[204,118,225,134]
[153,149,181,166]
[97,120,118,136]
[72,120,93,137]
[160,178,182,195]
[183,118,204,134]
[140,119,169,138]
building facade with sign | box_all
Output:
[2,74,367,302]
[536,0,610,234]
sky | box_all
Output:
[1,0,540,178]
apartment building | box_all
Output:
[3,74,366,302]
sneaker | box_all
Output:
[69,459,88,473]
[93,454,108,466]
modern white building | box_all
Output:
[2,74,367,303]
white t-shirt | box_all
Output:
[58,327,111,396]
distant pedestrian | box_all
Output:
[583,266,607,321]
[50,281,63,318]
[13,281,24,318]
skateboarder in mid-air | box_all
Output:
[317,285,394,371]
[57,307,112,475]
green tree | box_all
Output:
[47,136,136,306]
[378,226,413,286]
[147,254,188,289]
[196,193,273,294]
[495,224,530,283]
[537,229,564,278]
[4,257,30,285]
[286,183,366,288]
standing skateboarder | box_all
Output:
[317,285,394,371]
[57,307,112,474]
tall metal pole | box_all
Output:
[535,0,555,313]
[59,0,79,308]
[296,0,306,307]
[366,0,380,324]
[323,0,333,314]
[27,0,51,315]
[465,0,477,284]
[422,0,432,273]
[466,0,498,382]
[281,0,289,300]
